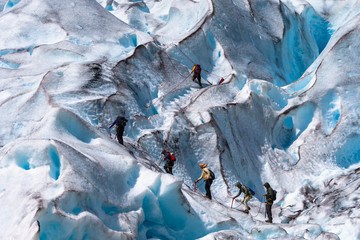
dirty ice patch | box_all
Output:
[0,13,66,49]
[153,0,213,46]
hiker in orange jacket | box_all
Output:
[191,64,203,89]
[195,163,213,199]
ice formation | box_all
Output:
[0,0,359,239]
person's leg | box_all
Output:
[164,165,169,173]
[168,161,174,175]
[205,179,212,199]
[244,196,250,210]
[268,204,273,221]
[266,204,273,222]
[116,127,124,144]
[198,76,203,88]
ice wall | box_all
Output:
[1,0,360,239]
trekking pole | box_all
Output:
[231,198,234,208]
[205,79,213,85]
[158,157,164,166]
[264,196,267,219]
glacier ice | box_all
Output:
[1,0,360,239]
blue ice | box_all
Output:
[3,0,21,10]
[55,110,96,143]
[319,90,340,136]
[0,59,20,69]
[118,34,138,48]
[48,145,61,180]
[334,135,360,168]
[68,37,93,47]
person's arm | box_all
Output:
[233,189,241,199]
[109,119,117,129]
[196,169,205,183]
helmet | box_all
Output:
[199,163,207,168]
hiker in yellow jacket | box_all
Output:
[195,163,213,199]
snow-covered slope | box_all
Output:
[0,0,359,239]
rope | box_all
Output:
[145,73,191,109]
[164,50,190,78]
[174,45,195,65]
[252,196,264,217]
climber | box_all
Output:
[232,182,253,214]
[161,150,176,175]
[191,64,203,89]
[263,182,275,223]
[195,163,214,199]
[109,115,128,145]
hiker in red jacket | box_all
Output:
[161,150,176,175]
[191,64,203,89]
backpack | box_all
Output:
[195,64,201,74]
[248,187,255,196]
[209,169,215,180]
[170,153,176,161]
[116,117,127,127]
[272,189,277,201]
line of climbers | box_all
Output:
[232,182,276,223]
[159,149,277,223]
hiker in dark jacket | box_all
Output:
[161,150,175,175]
[233,182,253,213]
[109,116,127,145]
[263,182,274,223]
[191,64,203,89]
[195,163,213,199]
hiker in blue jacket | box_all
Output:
[109,116,127,145]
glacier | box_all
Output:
[0,0,359,239]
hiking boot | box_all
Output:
[265,219,272,223]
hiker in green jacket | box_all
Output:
[263,182,274,223]
[233,182,252,214]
